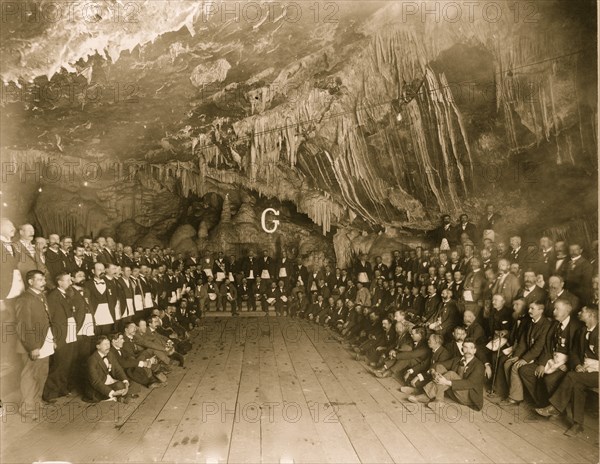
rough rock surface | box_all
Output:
[1,1,597,258]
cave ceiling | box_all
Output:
[1,0,597,235]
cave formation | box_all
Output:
[1,0,597,265]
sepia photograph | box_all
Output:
[0,0,598,463]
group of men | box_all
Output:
[1,211,598,437]
[0,219,199,420]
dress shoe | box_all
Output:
[353,347,362,354]
[408,394,429,404]
[155,372,168,383]
[400,386,416,395]
[117,396,130,404]
[369,362,379,368]
[355,354,365,362]
[42,398,57,405]
[375,369,391,378]
[130,393,140,399]
[535,405,560,417]
[564,424,584,437]
[499,398,520,406]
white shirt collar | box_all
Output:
[561,316,570,331]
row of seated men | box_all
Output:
[12,267,198,421]
[297,290,598,438]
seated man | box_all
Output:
[499,301,552,406]
[123,321,170,375]
[136,317,185,367]
[110,333,167,389]
[373,326,429,379]
[364,317,397,366]
[519,299,582,407]
[536,306,599,437]
[219,278,238,316]
[85,335,132,403]
[408,338,485,411]
[402,333,451,394]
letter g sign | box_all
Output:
[261,208,280,233]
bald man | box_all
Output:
[1,218,25,301]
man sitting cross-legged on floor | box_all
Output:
[109,332,167,390]
[85,335,133,403]
[372,326,429,379]
[401,333,452,395]
[408,338,486,411]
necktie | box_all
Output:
[457,358,466,377]
[102,355,111,371]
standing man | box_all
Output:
[43,272,78,402]
[1,218,25,301]
[15,223,37,282]
[85,263,114,335]
[15,270,53,419]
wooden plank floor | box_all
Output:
[2,317,598,463]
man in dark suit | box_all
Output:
[535,236,556,280]
[43,273,78,402]
[15,270,52,418]
[422,284,441,324]
[85,262,115,335]
[409,338,486,411]
[46,236,72,284]
[374,326,430,378]
[96,237,117,265]
[508,236,526,268]
[70,270,95,393]
[401,333,451,394]
[482,204,501,233]
[85,335,131,402]
[292,261,309,290]
[429,288,460,341]
[242,250,259,291]
[1,218,25,301]
[110,332,166,389]
[237,277,255,312]
[547,275,579,317]
[276,250,294,288]
[492,259,521,308]
[564,244,593,305]
[432,214,456,249]
[15,223,37,282]
[500,301,552,405]
[69,243,91,278]
[219,278,238,315]
[519,299,582,407]
[456,214,478,245]
[463,258,486,318]
[518,270,548,308]
[535,306,598,437]
[33,237,52,289]
[550,241,569,278]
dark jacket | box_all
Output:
[437,355,486,411]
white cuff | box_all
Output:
[417,373,424,382]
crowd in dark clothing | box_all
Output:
[1,211,598,436]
